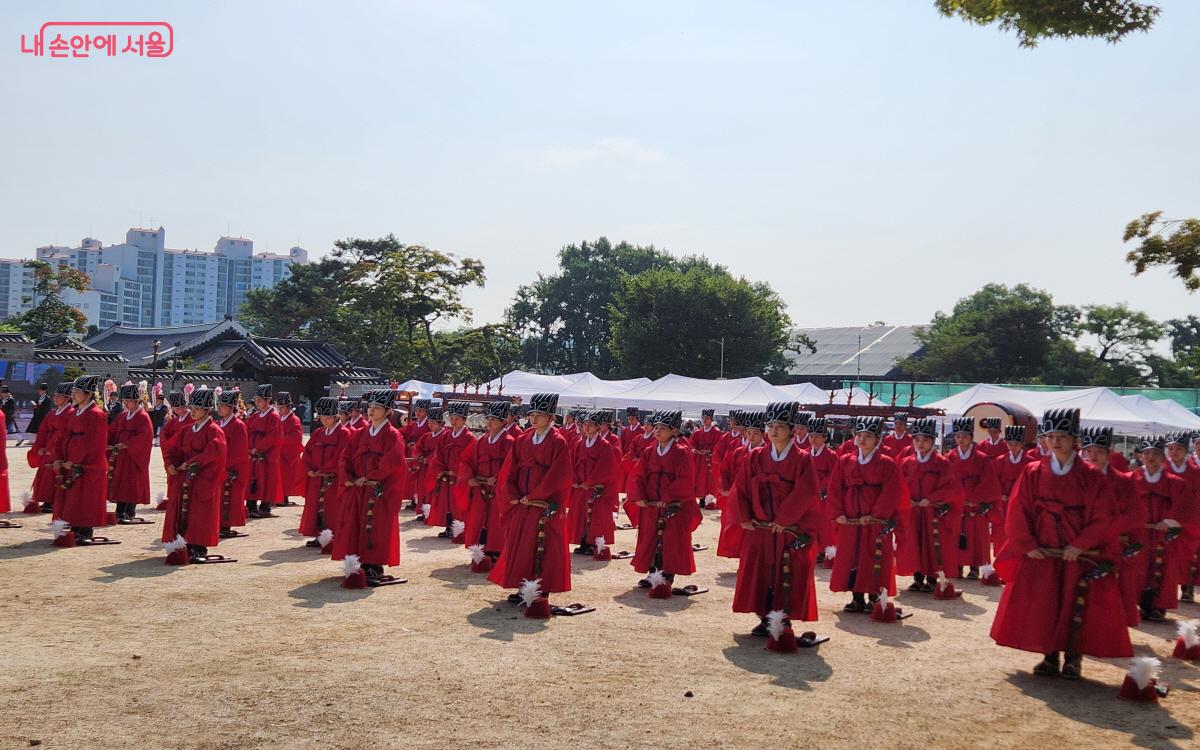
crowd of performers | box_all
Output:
[3,378,1199,687]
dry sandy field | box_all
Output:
[1,446,1197,750]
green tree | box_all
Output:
[8,260,90,339]
[1124,212,1200,291]
[898,283,1073,382]
[239,235,486,382]
[433,324,522,385]
[936,0,1160,47]
[1077,303,1162,369]
[506,238,676,376]
[608,263,793,380]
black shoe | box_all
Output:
[305,539,321,548]
[637,577,651,588]
[751,619,769,637]
[41,502,54,513]
[967,566,980,580]
[219,528,239,539]
[437,529,452,539]
[1033,653,1060,676]
[507,593,523,604]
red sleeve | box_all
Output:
[526,435,573,502]
[827,456,848,518]
[1001,466,1039,558]
[365,429,406,483]
[302,432,321,472]
[776,451,821,529]
[125,412,154,470]
[1069,471,1116,552]
[81,408,110,471]
[258,417,282,451]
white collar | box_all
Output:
[770,442,792,462]
[54,404,71,415]
[1169,459,1188,474]
[347,415,361,425]
[219,414,235,427]
[1143,466,1163,483]
[75,401,93,416]
[429,428,444,437]
[256,409,271,419]
[890,430,907,440]
[124,408,140,421]
[957,445,974,460]
[916,449,932,464]
[416,417,428,427]
[1008,451,1024,463]
[987,436,1003,446]
[656,438,675,456]
[531,426,550,445]
[858,447,878,465]
[810,445,825,457]
[487,430,504,445]
[451,426,466,438]
[369,419,388,436]
[324,425,337,435]
[191,416,211,431]
[585,434,599,448]
[702,424,714,432]
[1050,454,1074,476]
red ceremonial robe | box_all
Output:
[1165,458,1200,587]
[630,440,701,576]
[897,450,963,576]
[298,423,351,537]
[1100,466,1142,626]
[162,418,227,547]
[947,445,1002,567]
[716,439,755,558]
[976,436,1008,460]
[246,409,283,506]
[0,411,8,512]
[569,434,620,547]
[617,423,646,508]
[993,450,1038,550]
[216,415,250,528]
[458,429,515,553]
[622,431,656,528]
[28,405,70,509]
[412,429,443,510]
[106,408,153,507]
[425,426,476,528]
[333,421,407,566]
[990,456,1131,658]
[807,444,839,550]
[1127,468,1191,610]
[732,443,822,620]
[278,409,306,498]
[401,416,430,499]
[827,449,907,596]
[881,431,914,461]
[159,412,190,511]
[488,427,574,593]
[57,402,110,528]
[1109,451,1131,473]
[689,424,723,500]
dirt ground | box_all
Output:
[1,446,1196,750]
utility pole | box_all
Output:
[856,333,862,384]
[719,337,725,379]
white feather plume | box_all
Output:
[647,570,668,589]
[594,536,608,554]
[468,544,486,564]
[421,503,431,518]
[49,518,70,538]
[1128,656,1162,690]
[156,491,166,503]
[342,554,361,577]
[21,490,32,502]
[766,610,787,641]
[137,380,148,399]
[451,519,465,538]
[824,545,837,560]
[1177,620,1199,649]
[980,564,996,578]
[518,578,542,607]
[936,572,948,591]
[877,588,890,610]
[317,529,333,547]
[163,534,187,553]
[213,386,223,400]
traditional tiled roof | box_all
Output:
[0,332,33,344]
[224,337,351,372]
[35,349,128,363]
[36,334,96,351]
[86,319,249,363]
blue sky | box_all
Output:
[3,1,1198,331]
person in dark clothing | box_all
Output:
[16,382,51,446]
[0,385,16,437]
[150,394,168,438]
[106,391,123,423]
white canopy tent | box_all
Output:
[591,374,793,415]
[1119,394,1200,432]
[395,379,449,400]
[923,384,1195,436]
[482,370,652,408]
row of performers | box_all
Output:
[11,381,1200,676]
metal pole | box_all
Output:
[719,337,725,379]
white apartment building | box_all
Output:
[1,226,308,330]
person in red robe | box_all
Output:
[713,410,744,515]
[399,399,430,509]
[460,400,516,561]
[689,408,723,509]
[275,392,306,503]
[215,391,250,537]
[805,419,839,560]
[162,388,228,561]
[107,382,153,524]
[412,408,445,521]
[1079,426,1142,626]
[333,389,407,583]
[975,418,1008,460]
[897,418,963,591]
[732,402,822,638]
[946,417,1002,578]
[827,416,908,612]
[790,411,815,452]
[53,376,111,544]
[992,425,1036,555]
[159,392,191,513]
[880,412,914,460]
[246,384,283,518]
[561,410,582,452]
[1026,430,1051,462]
[990,408,1131,679]
[28,384,72,514]
[623,419,657,529]
[488,392,574,610]
[1129,437,1194,620]
[595,410,622,455]
[426,401,476,539]
[298,397,350,549]
[717,410,763,559]
[630,410,701,591]
[1163,432,1200,603]
[569,410,620,556]
[618,407,644,502]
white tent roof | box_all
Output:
[396,380,449,400]
[1119,395,1200,432]
[482,371,652,408]
[591,374,792,414]
[923,384,1194,436]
